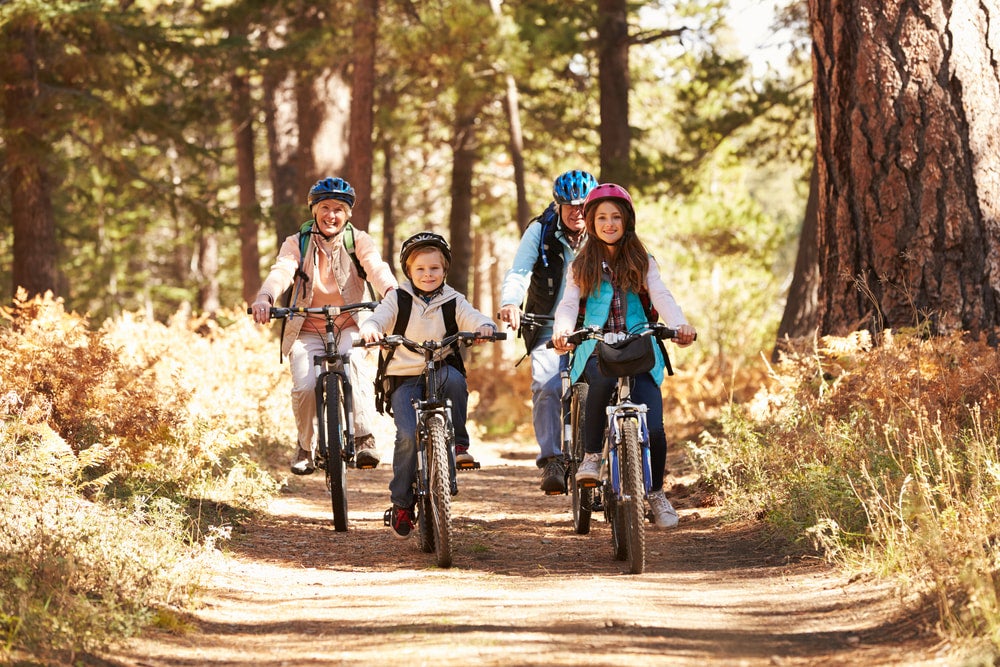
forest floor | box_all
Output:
[99,434,955,667]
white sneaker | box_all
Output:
[575,452,602,484]
[290,447,315,476]
[647,490,679,529]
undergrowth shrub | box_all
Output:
[0,291,287,662]
[690,328,1000,656]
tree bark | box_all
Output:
[347,0,378,232]
[5,21,57,298]
[231,71,261,306]
[596,0,631,185]
[263,57,300,248]
[490,0,529,230]
[448,112,478,295]
[773,159,820,359]
[810,0,1000,337]
[380,140,399,275]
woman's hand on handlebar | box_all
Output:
[361,329,384,345]
[250,299,272,325]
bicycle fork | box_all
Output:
[606,402,652,501]
[414,401,458,497]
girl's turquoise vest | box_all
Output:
[569,280,666,384]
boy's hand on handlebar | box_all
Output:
[673,324,697,347]
[472,324,497,345]
[250,299,272,324]
[498,305,520,331]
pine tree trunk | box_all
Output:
[810,0,1000,337]
[5,22,57,298]
[597,0,631,185]
[347,0,378,232]
[449,113,477,295]
[232,71,261,306]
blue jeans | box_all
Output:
[389,365,470,508]
[582,355,667,492]
[530,341,563,466]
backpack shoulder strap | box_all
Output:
[375,290,413,415]
[441,297,467,376]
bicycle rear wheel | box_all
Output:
[427,414,453,568]
[323,374,349,532]
[620,418,646,574]
[568,383,592,535]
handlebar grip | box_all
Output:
[493,332,507,341]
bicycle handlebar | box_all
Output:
[354,330,507,352]
[247,301,378,319]
[545,322,695,349]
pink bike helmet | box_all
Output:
[583,183,635,225]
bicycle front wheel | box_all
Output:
[568,383,592,535]
[324,374,349,532]
[427,414,453,568]
[619,417,646,574]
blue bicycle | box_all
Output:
[552,322,682,574]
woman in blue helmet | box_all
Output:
[250,177,398,475]
[498,169,598,494]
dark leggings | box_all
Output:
[582,354,667,492]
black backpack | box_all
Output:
[373,290,465,415]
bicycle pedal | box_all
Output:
[543,489,564,496]
[456,461,481,471]
[354,461,379,470]
[578,479,600,489]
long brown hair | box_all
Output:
[572,199,649,297]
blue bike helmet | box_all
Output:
[307,177,356,209]
[552,170,598,206]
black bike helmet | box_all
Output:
[307,177,356,209]
[552,170,598,206]
[399,231,451,279]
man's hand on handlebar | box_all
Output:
[497,304,521,331]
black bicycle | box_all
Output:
[551,322,683,574]
[251,301,377,532]
[359,329,505,567]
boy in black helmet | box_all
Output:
[250,177,398,475]
[360,232,498,539]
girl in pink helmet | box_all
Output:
[552,183,697,529]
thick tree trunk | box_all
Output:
[449,113,477,295]
[5,22,57,298]
[810,0,1000,337]
[231,72,261,305]
[596,0,631,185]
[773,159,820,359]
[347,0,378,232]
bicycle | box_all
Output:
[550,322,685,574]
[250,301,377,532]
[358,328,506,568]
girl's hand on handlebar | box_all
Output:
[250,299,272,325]
[551,328,574,354]
[673,324,697,347]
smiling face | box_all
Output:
[559,203,586,233]
[311,198,351,236]
[406,247,447,292]
[590,200,625,245]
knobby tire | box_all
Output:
[428,415,453,568]
[620,418,646,574]
[324,374,349,532]
[569,383,591,535]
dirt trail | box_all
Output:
[105,438,946,667]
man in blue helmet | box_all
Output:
[498,169,598,494]
[250,177,398,475]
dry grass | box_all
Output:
[690,327,1000,658]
